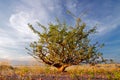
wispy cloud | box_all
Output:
[65,0,120,36]
[0,0,63,60]
[0,0,120,62]
[9,11,38,38]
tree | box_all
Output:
[26,17,107,72]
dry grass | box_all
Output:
[0,63,120,80]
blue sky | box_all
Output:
[0,0,120,62]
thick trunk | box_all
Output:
[53,63,70,72]
[57,64,69,72]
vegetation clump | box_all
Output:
[27,17,107,72]
[0,65,14,70]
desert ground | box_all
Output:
[0,63,120,80]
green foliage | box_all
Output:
[27,17,106,71]
[114,71,120,79]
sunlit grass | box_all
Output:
[0,63,120,80]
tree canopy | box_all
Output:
[26,17,106,72]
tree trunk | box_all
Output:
[57,64,69,72]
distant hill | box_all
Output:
[0,58,44,66]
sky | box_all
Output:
[0,0,120,62]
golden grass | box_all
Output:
[0,63,120,80]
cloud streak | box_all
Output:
[0,0,63,60]
[0,0,120,62]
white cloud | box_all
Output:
[65,0,120,36]
[81,15,120,36]
[0,49,33,61]
[9,0,62,37]
[1,0,120,61]
[9,11,38,38]
[0,0,63,60]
